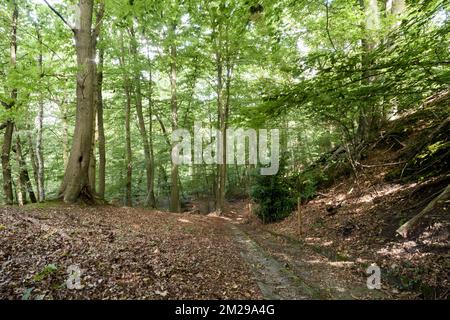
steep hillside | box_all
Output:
[264,101,450,299]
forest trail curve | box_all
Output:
[207,200,388,300]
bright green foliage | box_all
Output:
[0,0,448,213]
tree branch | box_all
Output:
[43,0,75,34]
[397,184,450,238]
[325,2,337,52]
[93,1,105,40]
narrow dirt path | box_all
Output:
[209,201,388,300]
[229,224,323,299]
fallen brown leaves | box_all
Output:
[0,204,261,300]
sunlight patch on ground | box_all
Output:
[354,184,404,204]
[177,218,192,224]
[328,261,355,267]
[304,259,323,264]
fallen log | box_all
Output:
[396,184,450,238]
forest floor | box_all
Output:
[0,200,397,300]
[0,203,263,300]
[0,198,429,300]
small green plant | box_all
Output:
[33,263,58,282]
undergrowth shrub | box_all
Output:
[250,157,295,223]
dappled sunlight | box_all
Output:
[177,218,192,224]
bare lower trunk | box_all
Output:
[36,26,45,202]
[1,2,18,205]
[59,0,95,203]
[215,52,226,214]
[97,45,106,199]
[14,133,37,203]
[2,122,14,205]
[27,127,39,195]
[120,33,133,207]
[125,86,133,207]
[89,98,97,193]
[357,0,380,145]
[130,26,155,208]
[147,74,157,208]
[214,24,232,214]
[169,25,180,213]
[14,177,24,206]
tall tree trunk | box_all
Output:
[147,67,157,208]
[214,23,232,214]
[1,1,18,205]
[383,0,406,121]
[169,24,180,213]
[34,24,46,202]
[14,132,37,203]
[120,33,133,207]
[97,43,106,200]
[59,0,103,203]
[88,5,104,195]
[215,50,226,214]
[59,0,95,202]
[129,27,155,208]
[357,0,380,144]
[124,88,132,207]
[2,122,14,205]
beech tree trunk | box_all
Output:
[36,96,45,202]
[214,21,232,215]
[14,132,37,203]
[169,23,180,213]
[1,1,18,205]
[130,26,156,208]
[35,24,45,202]
[2,121,14,205]
[97,43,106,200]
[89,94,97,193]
[357,0,380,144]
[215,49,226,214]
[147,63,157,208]
[120,33,133,207]
[26,125,39,196]
[88,4,104,196]
[170,25,181,212]
[59,0,96,202]
[124,82,133,207]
